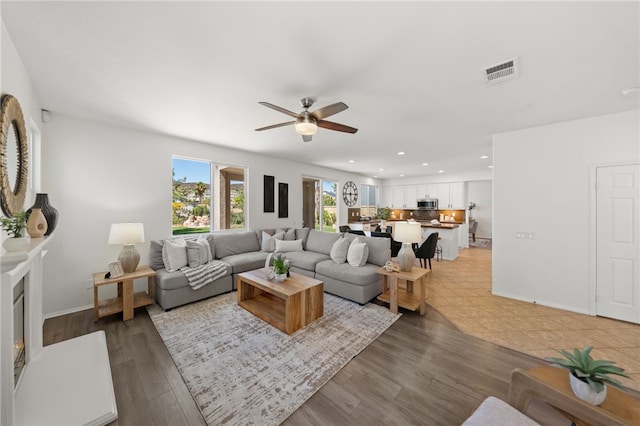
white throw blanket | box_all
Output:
[180,260,228,291]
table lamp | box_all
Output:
[394,221,422,272]
[108,223,145,273]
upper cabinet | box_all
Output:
[382,181,466,210]
[437,182,466,209]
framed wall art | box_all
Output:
[278,182,288,218]
[264,175,274,213]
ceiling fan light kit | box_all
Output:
[256,97,357,142]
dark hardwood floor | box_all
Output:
[43,298,573,425]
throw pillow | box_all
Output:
[347,238,369,267]
[162,238,188,272]
[274,239,304,253]
[198,235,213,262]
[261,231,284,252]
[284,228,297,241]
[330,237,350,264]
[186,239,210,268]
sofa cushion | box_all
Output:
[462,397,540,426]
[220,251,270,274]
[295,227,311,249]
[330,237,350,264]
[284,228,297,240]
[305,229,341,255]
[315,260,381,286]
[261,231,284,252]
[281,250,330,272]
[275,239,303,253]
[214,231,260,259]
[162,239,188,272]
[155,262,232,291]
[186,238,211,268]
[347,238,369,267]
[149,240,165,270]
[343,233,391,267]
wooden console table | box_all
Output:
[509,366,640,425]
[93,265,155,321]
[376,264,430,315]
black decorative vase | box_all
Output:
[27,193,59,236]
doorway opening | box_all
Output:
[302,177,338,232]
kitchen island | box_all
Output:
[419,222,459,260]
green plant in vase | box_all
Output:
[546,346,629,405]
[272,253,290,281]
[0,211,27,238]
[377,207,392,221]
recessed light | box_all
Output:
[373,175,378,178]
[399,174,404,177]
[397,151,405,156]
[422,163,429,166]
[488,165,494,169]
[348,160,355,163]
[379,168,384,171]
[438,170,444,174]
[480,155,488,159]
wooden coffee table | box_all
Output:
[237,269,324,334]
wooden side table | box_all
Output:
[93,265,155,321]
[376,264,430,315]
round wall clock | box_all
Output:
[342,181,358,207]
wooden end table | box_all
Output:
[93,265,155,321]
[237,269,324,334]
[376,264,430,315]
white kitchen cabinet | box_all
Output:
[391,186,405,208]
[415,184,427,200]
[437,183,451,208]
[426,184,438,199]
[450,182,466,209]
[381,186,393,208]
[436,182,466,209]
[404,185,417,209]
[390,185,417,208]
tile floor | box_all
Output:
[423,240,640,390]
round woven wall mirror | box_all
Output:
[0,94,29,216]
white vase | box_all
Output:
[3,237,30,252]
[274,273,287,282]
[569,372,607,405]
[380,220,387,232]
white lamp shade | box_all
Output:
[295,121,318,135]
[108,223,145,245]
[394,222,422,244]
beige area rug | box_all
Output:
[147,292,400,425]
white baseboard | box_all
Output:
[44,303,93,320]
[490,290,590,315]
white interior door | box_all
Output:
[596,164,640,323]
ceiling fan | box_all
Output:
[255,97,358,142]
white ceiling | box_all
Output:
[2,1,639,179]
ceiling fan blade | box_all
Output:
[302,134,313,142]
[317,120,358,134]
[255,121,295,131]
[311,102,348,120]
[258,102,300,119]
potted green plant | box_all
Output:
[1,211,29,252]
[546,346,629,405]
[377,207,392,231]
[272,253,290,282]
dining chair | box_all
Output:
[414,232,439,269]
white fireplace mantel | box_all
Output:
[1,236,117,426]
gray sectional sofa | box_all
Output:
[148,228,391,310]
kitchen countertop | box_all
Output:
[419,222,459,229]
[348,220,381,225]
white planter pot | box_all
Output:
[2,237,30,252]
[274,273,287,282]
[569,372,607,405]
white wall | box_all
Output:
[467,180,492,238]
[382,169,492,187]
[493,109,640,314]
[0,21,43,229]
[40,113,379,317]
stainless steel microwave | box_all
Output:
[417,199,438,210]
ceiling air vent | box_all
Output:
[484,57,519,84]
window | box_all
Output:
[172,157,246,235]
[317,180,337,232]
[360,184,377,218]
